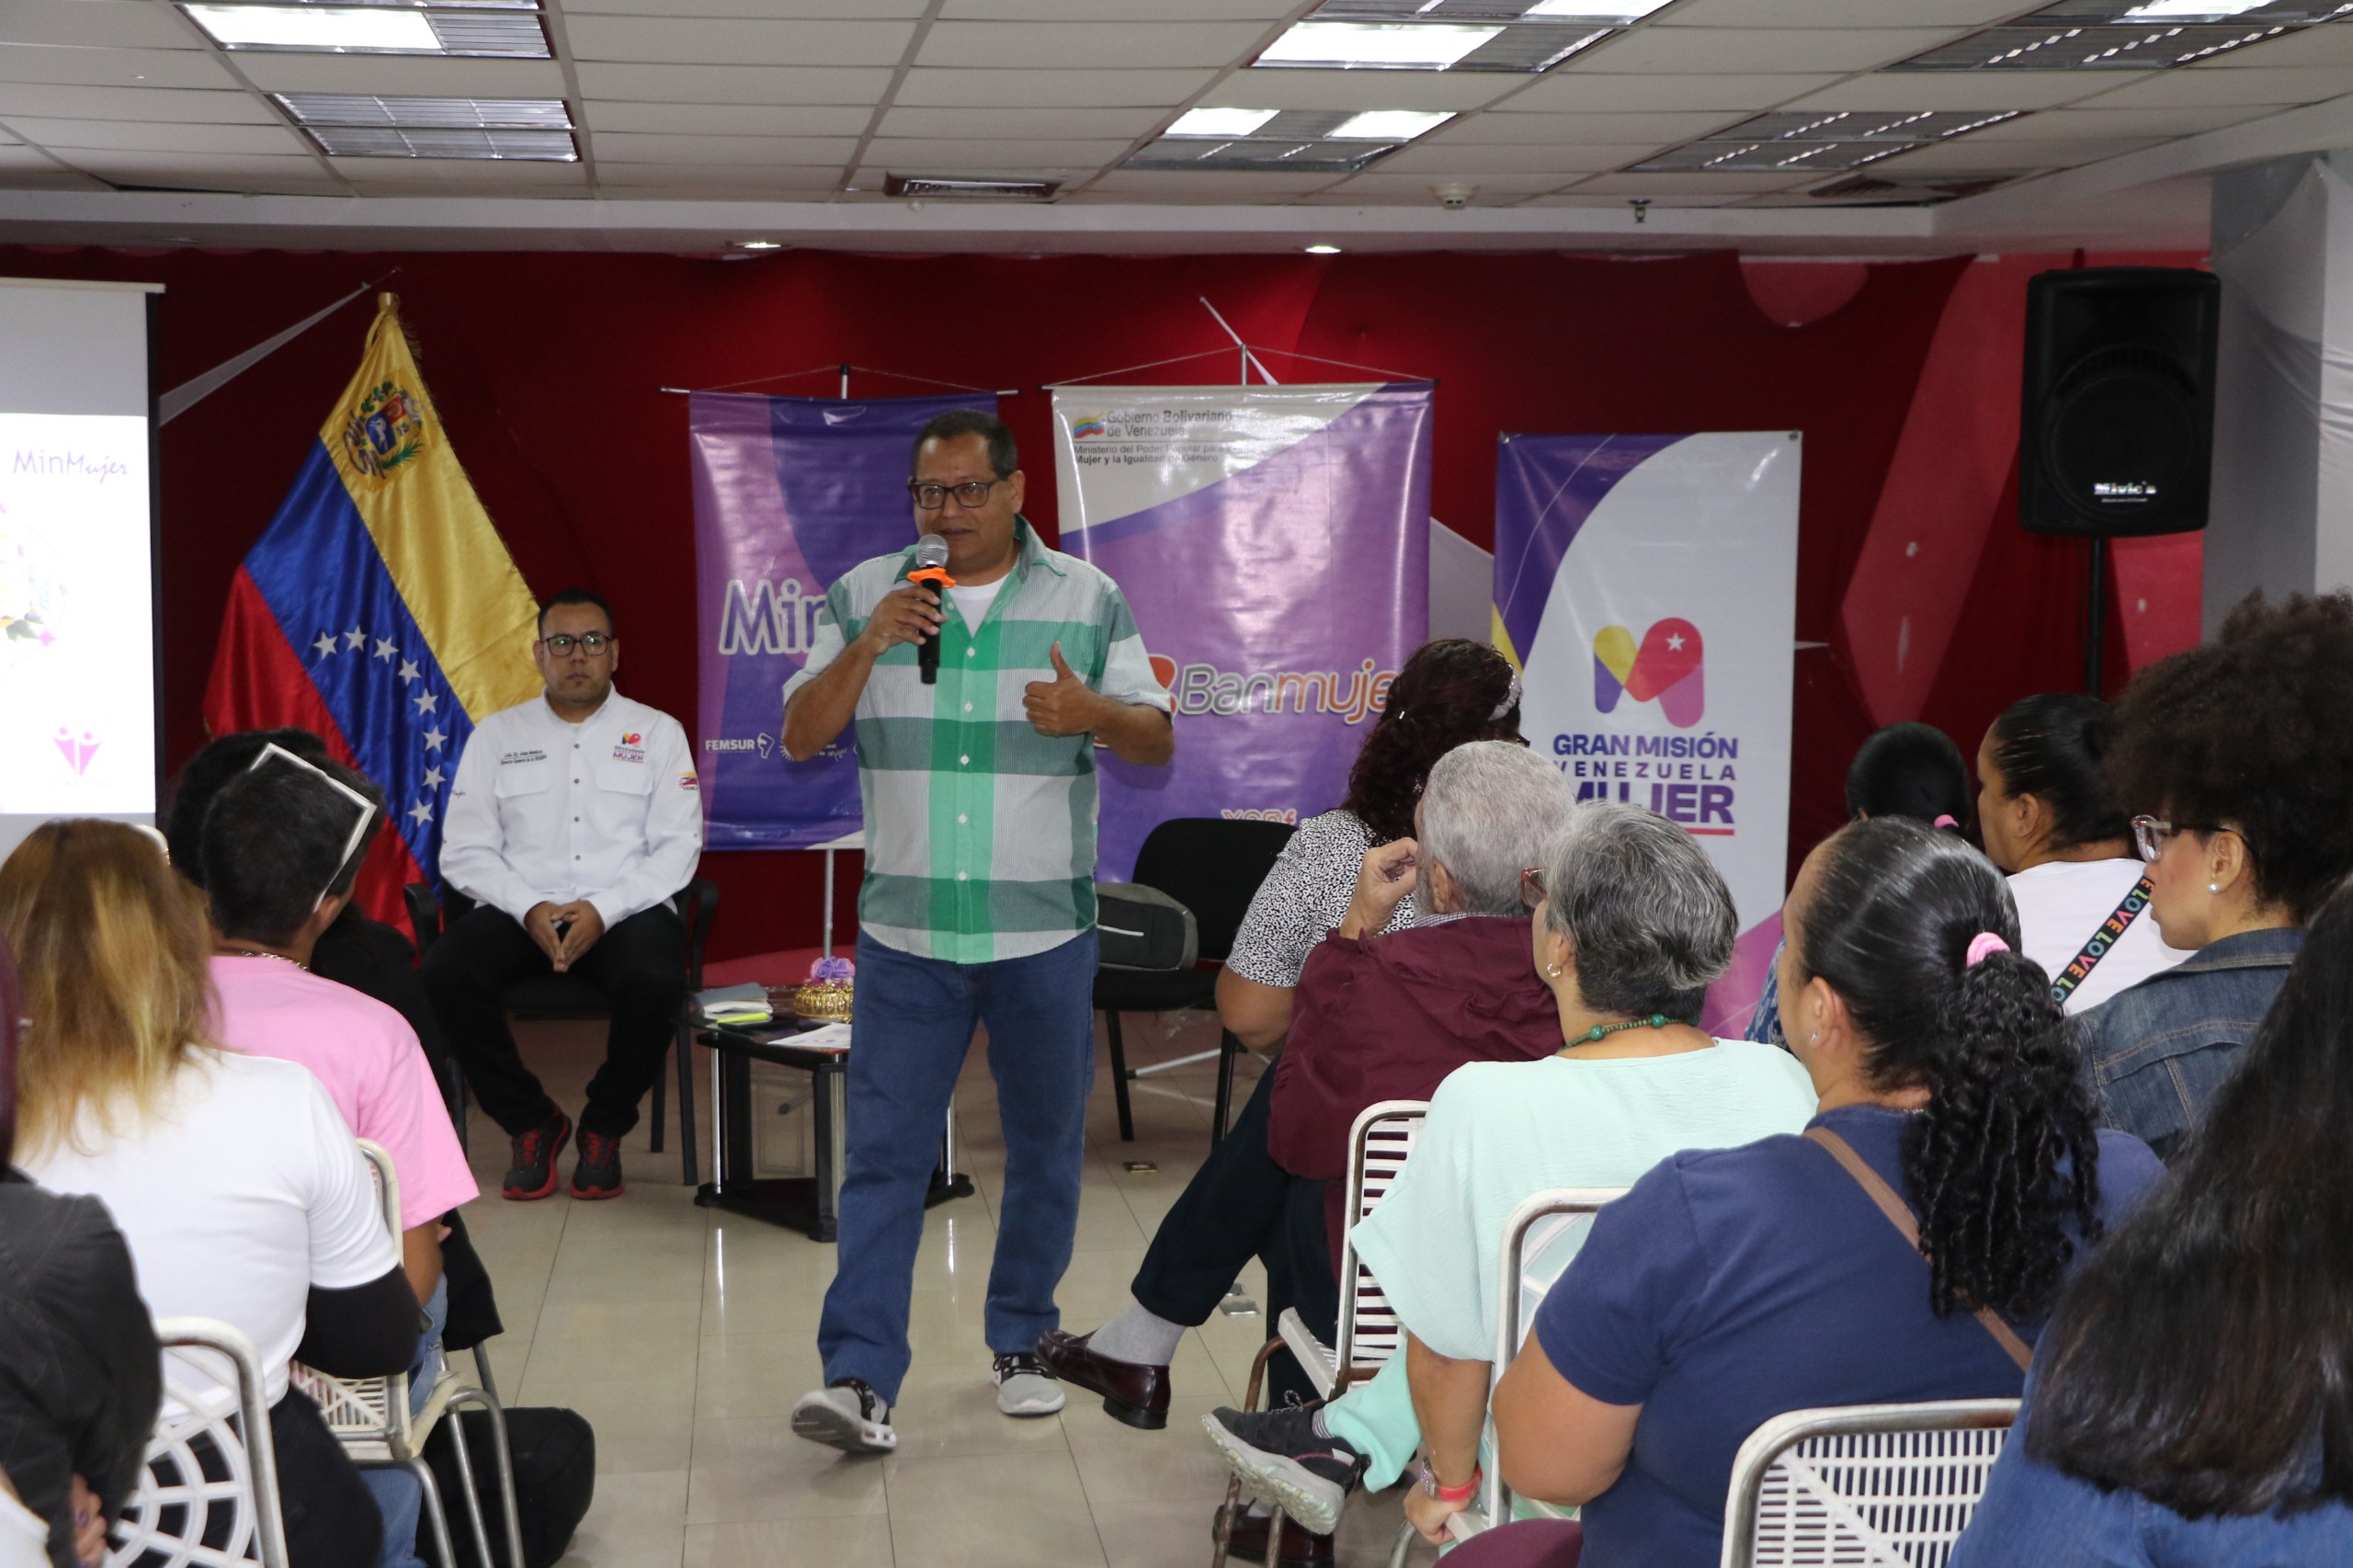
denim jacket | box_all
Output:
[2075,926,2304,1165]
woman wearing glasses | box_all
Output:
[2075,589,2353,1165]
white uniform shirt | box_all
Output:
[440,688,703,928]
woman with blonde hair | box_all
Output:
[7,821,417,1568]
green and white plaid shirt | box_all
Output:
[784,518,1172,964]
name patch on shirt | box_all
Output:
[499,749,547,766]
[612,735,645,763]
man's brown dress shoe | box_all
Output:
[1034,1327,1171,1430]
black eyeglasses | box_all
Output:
[540,631,614,656]
[909,478,1006,511]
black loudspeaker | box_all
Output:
[2020,267,2220,538]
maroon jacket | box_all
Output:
[1267,915,1562,1265]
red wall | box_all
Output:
[0,243,2200,962]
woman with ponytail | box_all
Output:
[1458,817,2164,1568]
[1950,876,2353,1565]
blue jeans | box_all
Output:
[359,1274,449,1568]
[817,927,1099,1404]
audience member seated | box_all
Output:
[6,821,418,1568]
[1266,740,1584,1258]
[1952,877,2353,1567]
[0,942,159,1568]
[1456,816,2163,1568]
[166,727,503,1369]
[1202,801,1818,1543]
[1746,720,1973,1045]
[1974,693,2192,1012]
[1040,642,1519,1443]
[201,748,482,1568]
[2076,588,2353,1164]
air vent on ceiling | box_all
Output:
[882,174,1061,200]
[1889,1,2346,70]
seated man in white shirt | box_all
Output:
[424,588,704,1202]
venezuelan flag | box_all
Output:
[204,293,540,922]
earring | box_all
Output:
[2209,883,2222,895]
[1544,961,1563,979]
[1808,1031,1820,1046]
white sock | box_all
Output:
[1086,1296,1187,1366]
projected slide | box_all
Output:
[0,413,153,814]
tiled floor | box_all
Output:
[454,1009,1440,1568]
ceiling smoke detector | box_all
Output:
[882,174,1061,201]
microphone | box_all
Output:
[908,533,956,687]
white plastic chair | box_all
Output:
[288,1139,525,1568]
[1720,1400,2021,1568]
[106,1317,290,1568]
[1211,1099,1426,1568]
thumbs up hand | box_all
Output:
[1024,641,1104,738]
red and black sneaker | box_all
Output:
[502,1110,572,1201]
[571,1124,625,1200]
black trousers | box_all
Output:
[422,903,687,1139]
[1130,1061,1337,1406]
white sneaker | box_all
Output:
[791,1380,896,1453]
[994,1352,1066,1417]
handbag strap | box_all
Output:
[1803,1127,2033,1373]
[2047,874,2155,1007]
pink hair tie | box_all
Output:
[1933,814,1959,830]
[1965,932,2010,968]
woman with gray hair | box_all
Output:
[1210,800,1815,1542]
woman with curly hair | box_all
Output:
[2075,588,2353,1164]
[1455,817,2164,1568]
[1949,876,2353,1566]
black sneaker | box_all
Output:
[792,1378,896,1454]
[501,1110,571,1201]
[1200,1403,1366,1537]
[571,1124,624,1200]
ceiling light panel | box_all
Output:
[1888,1,2349,69]
[1131,107,1451,171]
[303,126,575,157]
[182,2,552,59]
[276,93,572,129]
[1632,108,2025,173]
[1167,107,1280,135]
[1256,3,1617,73]
[1329,108,1456,138]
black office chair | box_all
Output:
[1093,818,1296,1146]
[406,878,718,1186]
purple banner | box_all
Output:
[1052,383,1434,881]
[689,390,993,848]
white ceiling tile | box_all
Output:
[9,117,308,155]
[892,67,1216,108]
[1506,72,1844,111]
[564,17,915,67]
[1567,169,1811,193]
[1374,142,1634,175]
[574,62,896,104]
[1300,173,1573,203]
[945,0,1296,16]
[2065,66,2353,109]
[2186,22,2353,67]
[915,21,1271,69]
[0,158,113,189]
[875,106,1170,138]
[336,159,587,188]
[0,1,203,50]
[593,163,843,190]
[1205,71,1527,112]
[1655,0,2032,23]
[0,42,234,87]
[866,137,1133,168]
[230,53,569,97]
[1080,167,1342,197]
[1580,27,1965,74]
[1779,73,2120,112]
[563,0,922,13]
[585,102,872,136]
[1871,136,2157,172]
[588,131,860,165]
[1442,108,1737,142]
[57,150,335,191]
[0,82,271,122]
[1963,103,2274,139]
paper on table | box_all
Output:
[796,1022,853,1052]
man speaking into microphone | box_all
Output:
[780,408,1174,1453]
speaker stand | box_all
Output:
[2082,536,2109,698]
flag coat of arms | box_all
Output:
[204,293,540,922]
